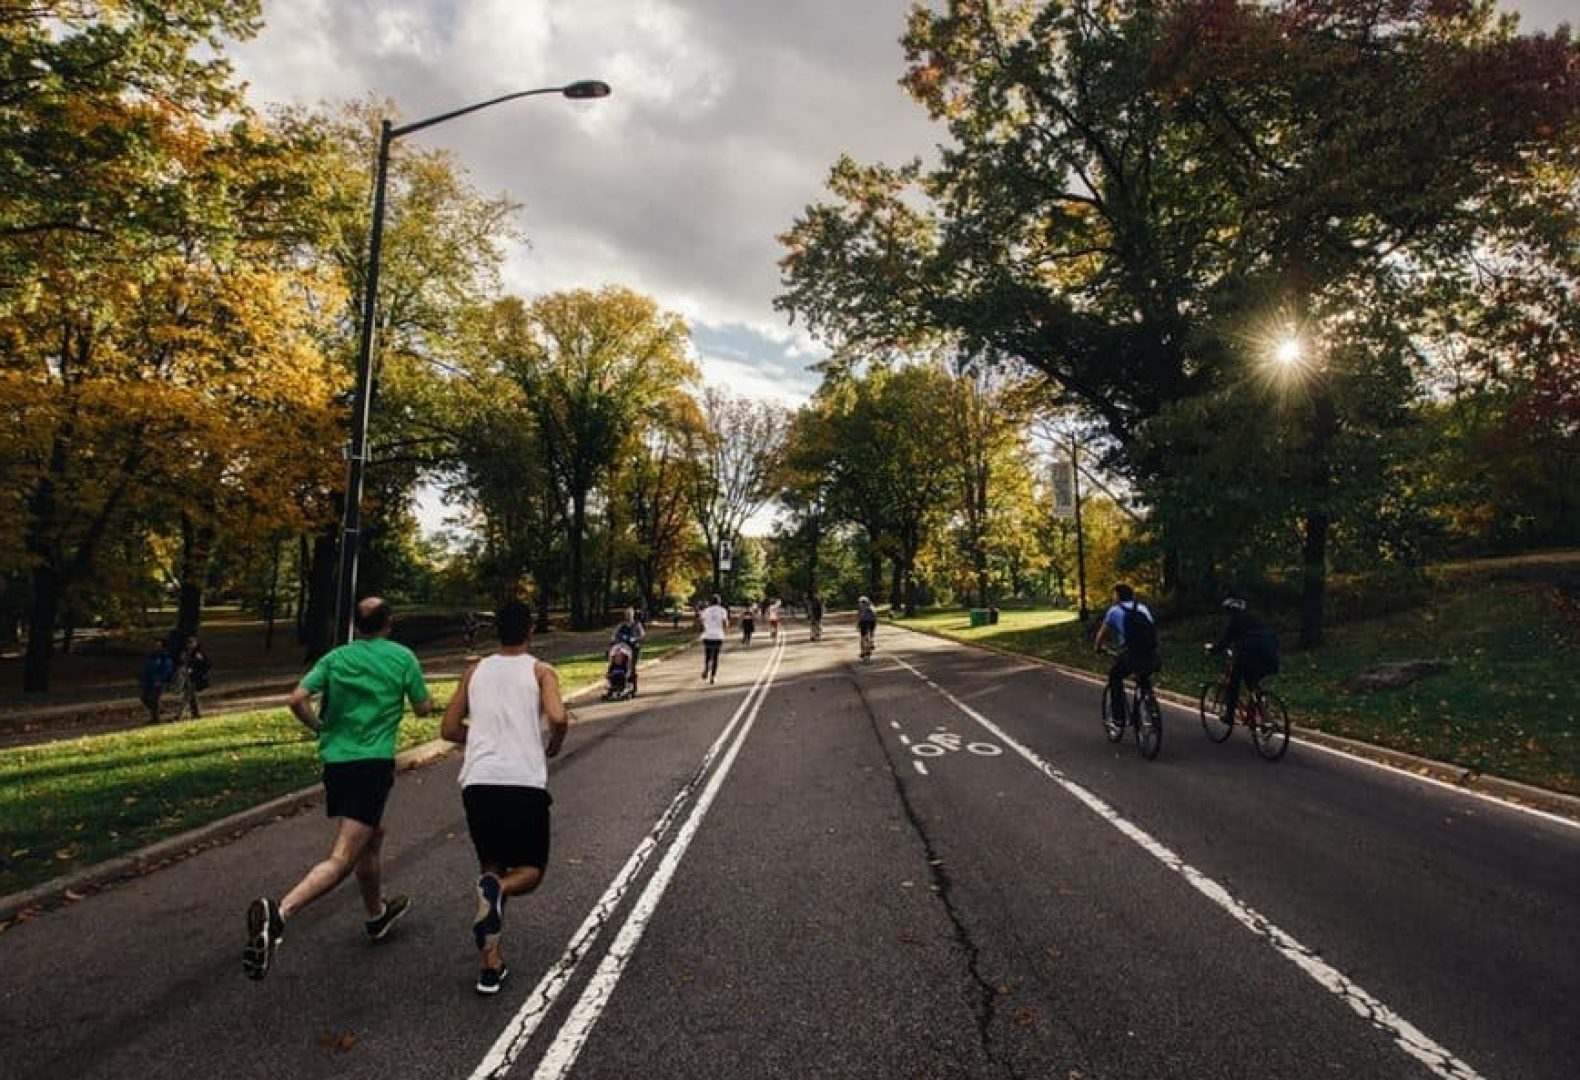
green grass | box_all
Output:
[0,641,690,902]
[899,578,1580,797]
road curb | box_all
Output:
[0,647,681,928]
[901,623,1580,825]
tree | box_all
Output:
[781,0,1580,645]
[0,2,356,691]
[485,288,696,628]
[267,100,521,656]
[684,388,787,593]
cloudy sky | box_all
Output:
[229,0,1572,408]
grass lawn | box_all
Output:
[899,576,1579,798]
[0,640,689,902]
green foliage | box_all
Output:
[778,0,1580,641]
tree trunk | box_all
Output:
[1299,512,1329,648]
[302,529,339,661]
[569,492,588,629]
[1299,383,1338,649]
[175,515,212,638]
[22,565,61,693]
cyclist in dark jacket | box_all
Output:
[1208,598,1280,727]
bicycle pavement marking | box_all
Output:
[890,652,1488,1080]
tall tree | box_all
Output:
[0,2,354,691]
[485,288,695,628]
[781,0,1580,644]
[267,100,519,655]
[684,388,787,594]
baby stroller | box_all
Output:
[603,641,637,701]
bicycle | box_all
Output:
[1099,649,1162,760]
[1199,648,1289,760]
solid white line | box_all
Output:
[531,636,787,1080]
[914,761,928,776]
[892,655,1488,1080]
[1041,651,1578,833]
[466,640,784,1080]
[1290,737,1580,833]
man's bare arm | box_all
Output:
[440,664,475,743]
[537,662,570,758]
[287,683,321,735]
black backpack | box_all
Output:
[1122,602,1158,658]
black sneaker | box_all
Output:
[365,894,411,941]
[243,897,283,980]
[473,873,504,951]
[476,963,509,995]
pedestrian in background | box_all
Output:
[440,600,569,995]
[699,594,729,683]
[242,597,432,981]
[138,638,174,723]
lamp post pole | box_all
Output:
[333,81,610,645]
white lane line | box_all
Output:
[530,636,787,1080]
[1290,738,1580,833]
[893,655,1488,1080]
[467,640,784,1080]
[1027,650,1579,833]
[914,761,928,776]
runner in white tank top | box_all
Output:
[441,601,568,995]
[458,653,550,789]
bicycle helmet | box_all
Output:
[1221,597,1247,612]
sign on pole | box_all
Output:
[1051,455,1076,520]
[719,538,733,572]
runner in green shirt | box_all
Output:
[242,597,433,981]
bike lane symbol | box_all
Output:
[909,730,1001,773]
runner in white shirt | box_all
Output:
[699,594,729,684]
[440,599,568,996]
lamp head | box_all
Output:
[563,80,611,99]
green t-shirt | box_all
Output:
[301,637,430,763]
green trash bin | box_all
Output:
[968,608,989,627]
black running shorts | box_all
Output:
[323,759,396,826]
[463,785,553,871]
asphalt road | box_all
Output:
[2,625,1576,1079]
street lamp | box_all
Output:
[335,80,611,644]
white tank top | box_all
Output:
[458,653,549,789]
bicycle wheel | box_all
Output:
[160,671,190,723]
[1250,690,1291,761]
[1135,691,1163,760]
[1101,691,1125,743]
[1199,682,1232,743]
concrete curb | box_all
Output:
[901,624,1580,825]
[0,649,680,928]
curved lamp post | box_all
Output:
[335,80,610,644]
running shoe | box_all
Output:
[473,873,503,951]
[365,894,411,941]
[476,963,509,996]
[243,897,284,980]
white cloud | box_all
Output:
[231,0,939,392]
